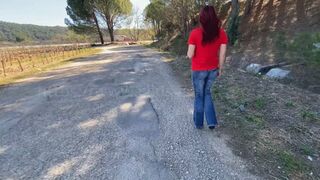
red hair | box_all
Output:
[199,5,221,45]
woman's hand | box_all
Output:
[219,44,227,77]
[187,44,196,59]
[218,68,223,77]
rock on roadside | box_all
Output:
[265,68,290,79]
[246,64,262,74]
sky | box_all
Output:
[0,0,149,26]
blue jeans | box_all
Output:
[192,69,218,128]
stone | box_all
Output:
[246,64,262,74]
[265,68,290,79]
[239,105,245,112]
[313,43,320,49]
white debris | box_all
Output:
[265,68,290,79]
[239,105,245,112]
[313,43,320,49]
[246,64,262,74]
[307,156,313,161]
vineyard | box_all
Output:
[0,44,98,84]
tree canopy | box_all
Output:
[144,0,238,44]
[144,0,166,39]
[66,0,105,44]
[66,0,132,43]
[94,0,132,42]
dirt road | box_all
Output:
[0,46,258,179]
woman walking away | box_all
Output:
[187,5,228,129]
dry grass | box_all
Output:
[0,48,101,86]
[160,51,320,179]
[213,64,320,179]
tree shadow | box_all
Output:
[237,0,319,64]
[244,0,263,42]
[296,0,307,22]
[274,0,288,31]
[0,46,173,179]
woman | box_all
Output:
[187,5,228,129]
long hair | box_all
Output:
[199,5,221,45]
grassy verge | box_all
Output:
[274,32,320,67]
[0,48,101,86]
[146,35,188,56]
[151,39,320,179]
[212,73,319,179]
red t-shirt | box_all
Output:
[188,27,228,71]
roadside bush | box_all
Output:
[275,32,320,66]
[288,32,320,66]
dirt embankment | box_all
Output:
[239,0,320,42]
[235,0,320,93]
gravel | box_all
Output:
[0,45,259,180]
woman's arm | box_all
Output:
[187,44,196,59]
[219,44,227,76]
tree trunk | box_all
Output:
[93,13,104,45]
[105,16,115,43]
[107,25,115,42]
[227,0,240,45]
[230,0,240,19]
[244,0,254,16]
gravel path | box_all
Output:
[0,45,259,180]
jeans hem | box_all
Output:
[207,123,218,127]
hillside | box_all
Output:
[151,0,320,93]
[234,0,320,92]
[238,0,320,44]
[0,21,67,42]
[0,21,90,45]
[147,1,320,178]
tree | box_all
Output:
[144,0,166,39]
[244,0,254,16]
[65,0,104,44]
[168,0,200,37]
[143,0,236,42]
[226,0,239,45]
[94,0,132,42]
[128,7,144,41]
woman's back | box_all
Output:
[188,27,228,71]
[187,5,228,130]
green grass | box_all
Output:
[301,110,319,123]
[278,150,308,175]
[254,98,267,110]
[145,35,188,56]
[300,145,315,156]
[285,102,295,108]
[169,35,188,55]
[275,32,320,66]
[245,114,265,127]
